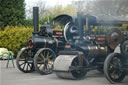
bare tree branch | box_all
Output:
[72,0,128,16]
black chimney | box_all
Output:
[33,7,39,35]
[77,13,84,39]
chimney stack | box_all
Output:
[33,7,39,35]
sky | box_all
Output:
[25,0,73,8]
[24,0,76,18]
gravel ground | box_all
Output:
[0,60,128,85]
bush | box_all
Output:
[0,26,33,57]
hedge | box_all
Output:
[0,26,33,57]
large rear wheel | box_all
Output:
[34,48,56,75]
[104,53,126,84]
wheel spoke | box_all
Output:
[37,60,44,64]
[43,65,46,70]
[43,51,48,58]
[45,64,48,70]
[19,62,25,66]
[28,63,31,68]
[47,64,53,70]
[46,51,50,58]
[38,64,42,68]
[111,71,118,79]
[48,61,53,65]
[47,54,52,60]
[46,64,51,70]
[23,63,26,70]
[38,56,43,60]
[26,63,29,71]
[43,51,46,57]
[40,53,45,59]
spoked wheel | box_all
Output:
[16,48,35,73]
[34,48,56,75]
[104,53,126,84]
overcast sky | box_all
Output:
[25,0,74,8]
[25,0,77,18]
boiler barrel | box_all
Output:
[79,45,108,57]
[32,37,59,49]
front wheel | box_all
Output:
[104,53,126,84]
[34,48,56,75]
[16,48,35,73]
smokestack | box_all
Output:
[77,12,84,39]
[33,7,39,35]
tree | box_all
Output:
[92,0,128,16]
[0,0,25,29]
[72,0,128,17]
[36,1,49,19]
[118,0,128,16]
[49,4,76,17]
[72,0,94,14]
[25,1,49,19]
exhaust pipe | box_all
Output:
[33,7,39,35]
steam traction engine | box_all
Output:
[53,14,123,79]
[16,7,68,74]
[104,35,128,83]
